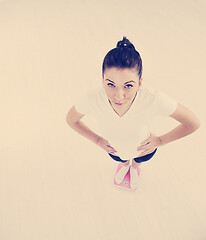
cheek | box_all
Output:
[105,89,112,98]
[128,89,137,98]
[127,88,135,94]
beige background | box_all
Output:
[0,0,206,239]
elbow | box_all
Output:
[194,115,201,130]
[65,115,78,127]
[66,118,70,125]
[65,111,73,126]
[194,118,201,130]
[66,114,72,126]
[66,118,73,127]
[65,106,84,126]
[187,117,201,131]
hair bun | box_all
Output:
[116,36,135,50]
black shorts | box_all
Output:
[108,148,157,163]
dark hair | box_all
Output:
[102,36,143,79]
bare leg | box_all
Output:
[132,159,141,169]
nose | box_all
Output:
[114,89,125,101]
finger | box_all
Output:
[139,142,150,148]
[111,153,118,156]
[107,145,116,151]
[139,149,150,155]
[139,137,153,148]
[107,144,113,148]
[110,151,118,155]
[107,145,117,151]
[140,134,151,145]
[138,145,152,152]
[107,145,114,149]
[137,143,149,150]
[140,148,155,155]
[140,140,147,145]
[110,151,118,154]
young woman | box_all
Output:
[66,36,201,190]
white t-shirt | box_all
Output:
[75,84,178,160]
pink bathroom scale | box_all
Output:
[114,163,140,190]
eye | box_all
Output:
[107,83,115,87]
[125,84,133,89]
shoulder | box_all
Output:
[142,84,178,116]
[140,84,159,95]
[138,84,157,103]
[78,85,106,108]
[74,86,103,116]
[140,84,175,101]
[88,85,106,101]
[79,85,102,99]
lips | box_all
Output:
[114,102,124,105]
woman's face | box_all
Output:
[102,67,142,108]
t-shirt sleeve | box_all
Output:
[153,89,178,116]
[74,91,93,115]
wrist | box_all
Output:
[96,136,102,144]
[158,136,163,146]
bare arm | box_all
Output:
[133,102,201,155]
[66,106,101,144]
[159,102,201,145]
[66,106,118,154]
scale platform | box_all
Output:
[114,163,140,191]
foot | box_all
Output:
[115,164,130,184]
[130,166,139,190]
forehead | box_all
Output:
[104,67,138,81]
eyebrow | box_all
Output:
[105,79,136,84]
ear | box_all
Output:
[139,77,143,86]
